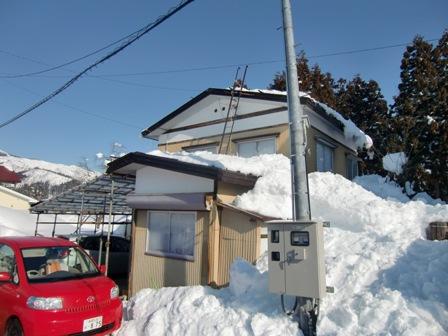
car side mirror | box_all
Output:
[99,265,106,274]
[0,272,12,282]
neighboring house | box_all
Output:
[0,185,37,210]
[107,152,271,295]
[0,165,21,184]
[142,88,366,180]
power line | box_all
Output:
[1,79,141,129]
[0,38,440,79]
[0,0,195,130]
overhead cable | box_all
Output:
[0,0,195,130]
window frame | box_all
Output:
[315,138,335,173]
[346,155,359,180]
[182,143,218,154]
[235,136,277,157]
[145,211,197,261]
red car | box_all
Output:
[0,236,122,336]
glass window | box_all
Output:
[316,141,334,172]
[184,145,217,153]
[147,212,196,259]
[0,244,18,283]
[236,137,276,158]
[21,247,99,283]
[346,156,359,180]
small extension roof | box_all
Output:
[141,88,344,140]
[107,152,258,188]
[31,174,135,215]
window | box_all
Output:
[0,244,19,284]
[147,211,196,260]
[183,144,217,153]
[346,156,359,180]
[236,137,276,158]
[316,140,334,172]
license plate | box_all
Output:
[83,316,102,332]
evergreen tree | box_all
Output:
[336,75,390,174]
[269,52,337,109]
[392,33,448,200]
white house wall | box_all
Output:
[159,102,357,151]
[135,166,214,194]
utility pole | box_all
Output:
[281,1,317,335]
[281,0,310,222]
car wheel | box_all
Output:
[5,319,23,336]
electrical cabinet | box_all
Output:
[267,220,326,299]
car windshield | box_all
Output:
[21,246,100,283]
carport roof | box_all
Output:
[30,174,135,215]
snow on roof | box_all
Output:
[0,185,37,203]
[151,150,292,218]
[239,88,373,149]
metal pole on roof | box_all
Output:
[51,214,58,237]
[104,178,115,276]
[34,213,40,236]
[281,0,310,221]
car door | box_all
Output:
[0,243,21,332]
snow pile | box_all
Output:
[119,152,448,336]
[0,206,33,236]
[355,175,446,205]
[0,150,98,186]
[383,152,407,175]
[118,258,298,336]
[241,88,372,149]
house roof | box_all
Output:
[0,165,21,184]
[216,200,276,221]
[141,88,344,140]
[0,185,37,203]
[106,152,258,188]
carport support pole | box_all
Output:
[281,1,315,335]
[51,214,58,237]
[104,179,115,276]
[34,213,40,236]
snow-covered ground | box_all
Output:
[117,152,448,336]
[0,150,98,186]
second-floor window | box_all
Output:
[183,144,218,154]
[236,137,276,158]
[316,140,334,172]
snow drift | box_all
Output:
[118,152,448,336]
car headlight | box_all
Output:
[27,296,63,310]
[110,285,119,299]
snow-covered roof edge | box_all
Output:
[0,185,37,203]
[240,88,373,149]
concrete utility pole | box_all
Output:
[281,0,310,221]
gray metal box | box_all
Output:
[267,220,326,299]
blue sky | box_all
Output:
[0,0,446,168]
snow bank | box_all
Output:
[383,152,407,175]
[119,152,448,336]
[0,205,36,236]
[118,258,299,336]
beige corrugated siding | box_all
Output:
[217,208,260,286]
[130,210,209,295]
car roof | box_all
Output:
[0,236,77,249]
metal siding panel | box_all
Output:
[131,210,208,293]
[217,209,259,286]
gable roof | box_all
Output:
[141,88,344,140]
[106,152,258,188]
